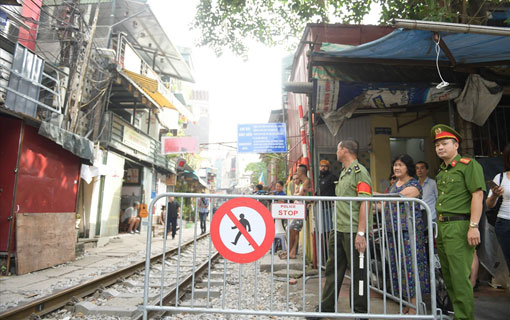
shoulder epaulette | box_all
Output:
[460,158,471,164]
[354,164,361,173]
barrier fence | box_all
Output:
[142,192,441,319]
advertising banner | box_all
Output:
[161,136,199,154]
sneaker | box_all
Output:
[129,230,135,234]
[489,277,503,289]
[135,230,140,234]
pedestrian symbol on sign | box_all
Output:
[231,213,251,246]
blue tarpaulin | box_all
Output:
[313,28,510,65]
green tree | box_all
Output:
[245,161,267,185]
[193,0,507,56]
[245,154,287,186]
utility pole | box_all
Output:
[68,5,99,133]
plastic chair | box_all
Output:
[273,219,287,252]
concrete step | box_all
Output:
[196,280,224,287]
[75,301,138,317]
[187,288,221,299]
[75,238,98,257]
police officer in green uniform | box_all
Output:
[310,139,372,319]
[432,124,485,320]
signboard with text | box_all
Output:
[271,203,305,220]
[123,126,151,154]
[237,123,287,154]
[161,136,199,154]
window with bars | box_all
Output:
[473,106,510,157]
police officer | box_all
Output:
[432,124,485,320]
[310,139,372,319]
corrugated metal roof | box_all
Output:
[113,0,194,82]
[39,0,194,82]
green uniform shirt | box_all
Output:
[335,159,373,232]
[436,154,486,214]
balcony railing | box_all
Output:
[100,111,175,172]
[0,42,66,119]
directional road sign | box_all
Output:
[210,197,275,264]
[237,123,287,153]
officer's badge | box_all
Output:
[435,128,442,134]
[460,158,471,164]
[354,165,361,173]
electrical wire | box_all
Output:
[22,0,81,27]
[433,35,449,89]
[80,87,107,109]
[0,5,62,30]
[10,0,109,68]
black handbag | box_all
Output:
[485,172,504,226]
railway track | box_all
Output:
[0,233,218,320]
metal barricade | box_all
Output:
[142,192,439,319]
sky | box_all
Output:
[148,0,380,171]
[149,0,287,147]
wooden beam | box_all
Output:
[311,55,450,67]
[435,32,456,67]
[313,55,510,70]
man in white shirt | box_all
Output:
[121,201,140,234]
[416,161,438,223]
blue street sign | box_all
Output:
[237,123,287,154]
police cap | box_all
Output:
[431,124,462,143]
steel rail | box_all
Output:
[134,250,221,320]
[0,233,209,320]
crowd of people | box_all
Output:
[117,122,509,320]
[306,125,509,320]
[259,123,508,320]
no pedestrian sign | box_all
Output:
[210,198,275,264]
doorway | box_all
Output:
[389,137,426,164]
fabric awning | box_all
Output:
[313,28,510,65]
[120,69,195,121]
[310,26,509,135]
[181,170,208,189]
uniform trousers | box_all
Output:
[321,231,368,313]
[436,220,474,320]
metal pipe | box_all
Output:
[175,196,184,306]
[206,234,213,307]
[302,212,307,311]
[6,121,25,275]
[283,82,313,94]
[159,199,169,306]
[393,19,510,36]
[190,198,199,307]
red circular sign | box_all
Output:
[211,197,275,264]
